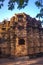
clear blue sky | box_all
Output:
[0,0,40,22]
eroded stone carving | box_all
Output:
[0,13,43,57]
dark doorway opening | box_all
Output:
[18,39,25,45]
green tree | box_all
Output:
[0,0,29,10]
[0,0,43,20]
[35,0,43,20]
[36,13,42,20]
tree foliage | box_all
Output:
[35,0,43,20]
[36,13,42,20]
[35,1,42,8]
[0,0,29,10]
[0,0,43,20]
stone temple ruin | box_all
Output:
[0,13,43,57]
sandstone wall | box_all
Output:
[0,13,43,57]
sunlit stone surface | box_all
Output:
[0,13,43,57]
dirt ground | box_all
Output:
[0,56,43,65]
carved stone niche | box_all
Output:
[18,38,25,45]
[17,15,23,22]
[18,25,24,30]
